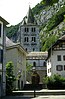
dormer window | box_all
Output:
[32,37,36,42]
[0,24,1,37]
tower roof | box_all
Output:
[21,6,37,25]
[27,6,35,24]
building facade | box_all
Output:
[17,6,40,52]
[0,17,9,97]
[27,52,48,83]
[47,35,65,77]
[6,37,27,89]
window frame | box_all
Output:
[57,55,61,61]
[56,65,63,71]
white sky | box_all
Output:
[0,0,41,25]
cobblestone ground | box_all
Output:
[1,95,65,99]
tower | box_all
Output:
[19,6,40,52]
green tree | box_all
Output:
[6,61,16,94]
[26,62,33,82]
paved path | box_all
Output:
[1,89,65,99]
[1,95,65,99]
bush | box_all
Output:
[43,74,65,89]
[6,61,16,94]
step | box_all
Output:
[12,90,65,96]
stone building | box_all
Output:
[6,37,27,89]
[0,16,9,97]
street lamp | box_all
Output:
[32,66,36,97]
[17,70,22,90]
[31,66,40,97]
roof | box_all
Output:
[6,37,15,47]
[0,16,9,25]
[47,35,65,60]
[27,52,48,60]
[21,6,37,25]
[6,37,27,55]
[48,35,65,51]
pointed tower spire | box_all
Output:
[27,6,37,24]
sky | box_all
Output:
[0,0,41,26]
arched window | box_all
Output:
[25,27,29,32]
[32,37,36,42]
[33,48,35,51]
[24,37,29,42]
[43,61,46,66]
[33,62,36,67]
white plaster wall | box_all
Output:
[52,50,65,77]
[48,50,65,77]
[47,58,51,77]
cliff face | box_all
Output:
[35,0,65,25]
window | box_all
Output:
[64,65,65,70]
[31,27,36,32]
[63,55,65,61]
[33,48,35,51]
[33,62,36,67]
[48,68,51,73]
[0,49,3,63]
[32,37,36,42]
[57,55,61,61]
[24,37,29,42]
[24,28,29,32]
[56,65,63,71]
[0,24,1,37]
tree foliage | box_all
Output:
[40,32,58,51]
[6,24,19,38]
[6,61,16,94]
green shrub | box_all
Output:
[43,74,65,89]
